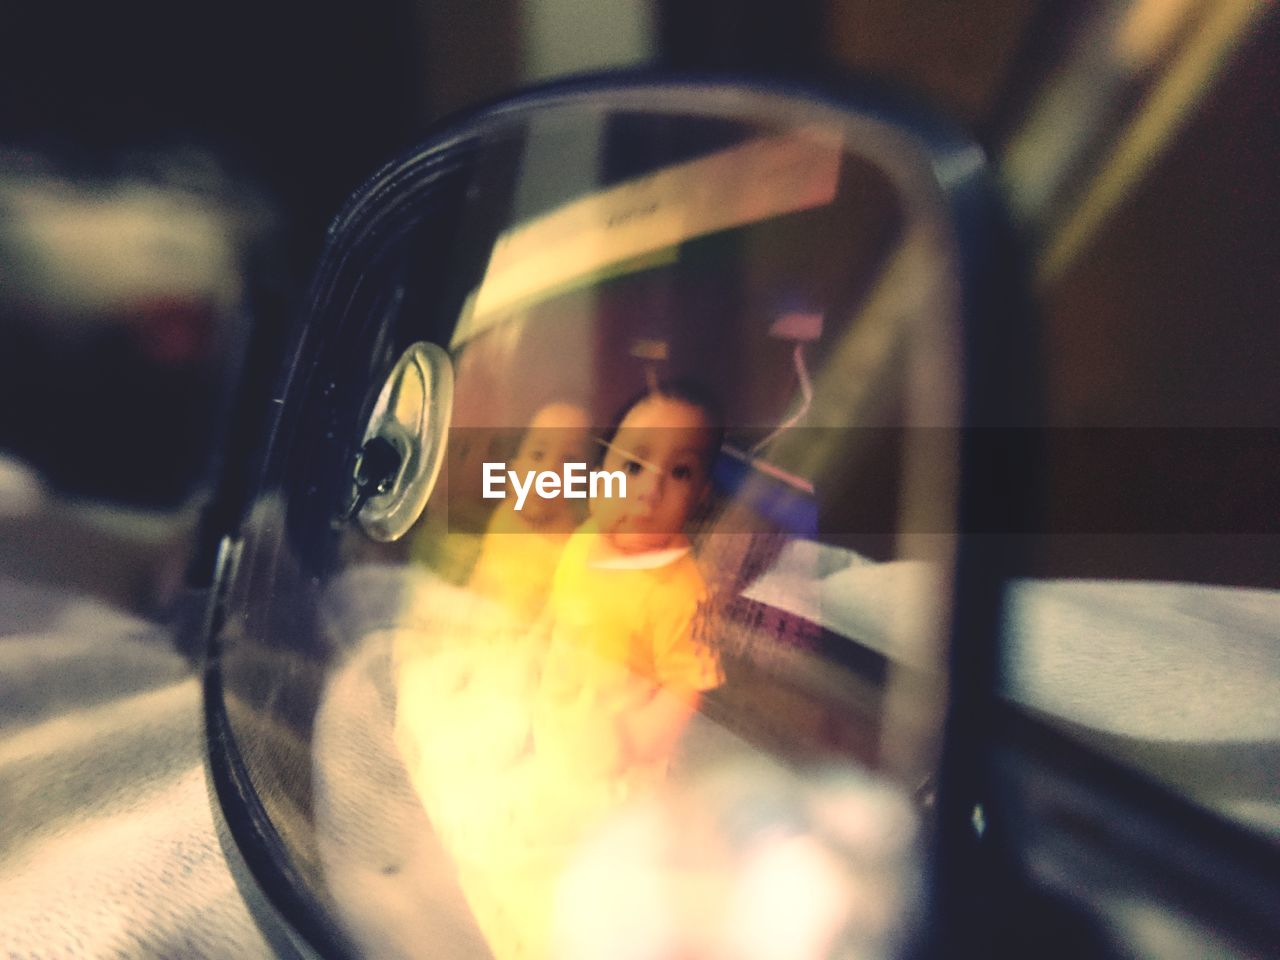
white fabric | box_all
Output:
[0,576,275,960]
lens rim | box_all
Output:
[200,69,1013,959]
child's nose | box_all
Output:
[633,468,663,505]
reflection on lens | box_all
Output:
[228,89,965,960]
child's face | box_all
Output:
[511,403,592,524]
[592,396,716,554]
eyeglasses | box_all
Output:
[199,73,1017,960]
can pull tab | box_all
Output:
[344,434,403,521]
[347,341,453,541]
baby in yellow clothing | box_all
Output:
[532,520,719,789]
[469,384,726,960]
[468,402,592,623]
[394,385,726,960]
[394,403,591,864]
[538,385,724,787]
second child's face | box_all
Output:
[511,403,591,524]
[592,396,715,554]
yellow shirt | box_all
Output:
[397,523,722,960]
[532,521,722,785]
[467,504,575,623]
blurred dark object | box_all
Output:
[0,153,278,616]
[0,0,427,520]
[0,154,266,506]
[820,0,1279,588]
[0,0,423,273]
[659,0,824,74]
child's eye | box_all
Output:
[671,464,694,481]
[625,459,645,476]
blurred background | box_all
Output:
[1,0,1273,604]
[0,0,1275,954]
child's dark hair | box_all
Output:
[599,379,726,469]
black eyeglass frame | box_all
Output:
[196,69,1032,960]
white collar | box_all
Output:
[588,544,691,570]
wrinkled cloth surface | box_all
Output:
[0,575,277,959]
